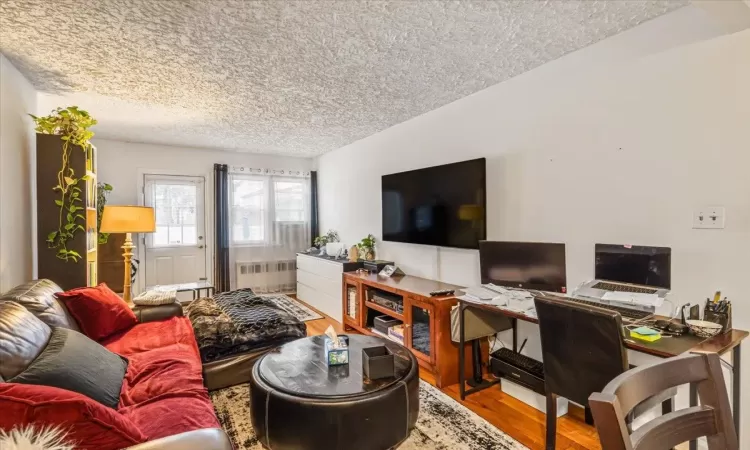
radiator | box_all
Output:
[235,260,297,292]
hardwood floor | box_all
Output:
[300,301,601,450]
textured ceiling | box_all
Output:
[0,0,687,157]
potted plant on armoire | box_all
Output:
[31,106,99,290]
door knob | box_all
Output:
[198,245,205,249]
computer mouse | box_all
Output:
[667,323,688,335]
[654,320,672,331]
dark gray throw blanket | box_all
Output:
[185,288,306,363]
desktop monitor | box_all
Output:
[479,241,567,293]
[595,244,671,289]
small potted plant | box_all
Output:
[322,230,343,256]
[357,234,376,261]
[314,230,343,256]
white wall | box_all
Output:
[317,8,750,443]
[93,139,313,205]
[0,55,37,291]
[93,139,314,289]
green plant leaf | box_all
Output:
[81,174,91,181]
[32,105,97,264]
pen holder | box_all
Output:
[324,335,350,366]
[703,301,732,334]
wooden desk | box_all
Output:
[457,299,748,446]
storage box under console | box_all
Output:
[373,315,402,334]
[489,348,546,396]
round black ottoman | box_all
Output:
[249,334,419,450]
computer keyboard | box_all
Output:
[492,348,545,379]
[591,281,658,294]
[566,297,652,321]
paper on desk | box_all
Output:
[461,283,510,300]
[458,294,507,307]
[601,291,662,308]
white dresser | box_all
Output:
[296,253,361,323]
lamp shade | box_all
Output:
[100,206,156,233]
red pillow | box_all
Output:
[57,283,138,341]
[0,383,146,450]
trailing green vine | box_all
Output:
[97,182,113,245]
[30,106,97,262]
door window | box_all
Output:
[145,178,201,248]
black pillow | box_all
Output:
[9,327,128,409]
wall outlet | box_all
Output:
[693,206,725,229]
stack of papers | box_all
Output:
[460,284,539,311]
[462,284,507,302]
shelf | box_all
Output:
[370,328,404,345]
[364,300,405,321]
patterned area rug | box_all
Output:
[210,380,527,449]
[260,293,322,322]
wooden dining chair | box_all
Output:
[589,352,738,450]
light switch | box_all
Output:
[693,206,725,229]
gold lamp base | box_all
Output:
[122,232,135,306]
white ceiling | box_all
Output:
[0,0,687,157]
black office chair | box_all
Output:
[534,295,674,450]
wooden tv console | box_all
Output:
[342,272,479,388]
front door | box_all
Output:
[143,174,207,292]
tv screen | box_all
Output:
[479,241,567,292]
[381,158,486,249]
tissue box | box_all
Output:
[324,335,350,366]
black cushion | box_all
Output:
[9,327,128,409]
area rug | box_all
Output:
[210,380,527,449]
[260,293,322,322]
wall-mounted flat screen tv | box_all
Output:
[381,158,486,249]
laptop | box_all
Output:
[574,244,671,308]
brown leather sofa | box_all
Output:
[0,280,232,450]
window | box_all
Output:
[150,182,198,247]
[274,180,306,222]
[231,177,267,244]
[229,176,308,245]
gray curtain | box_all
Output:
[214,163,230,292]
[310,170,319,247]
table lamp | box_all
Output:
[100,205,156,305]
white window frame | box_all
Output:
[229,174,269,246]
[144,177,203,249]
[271,177,309,225]
[229,175,310,247]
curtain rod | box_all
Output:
[229,166,311,177]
